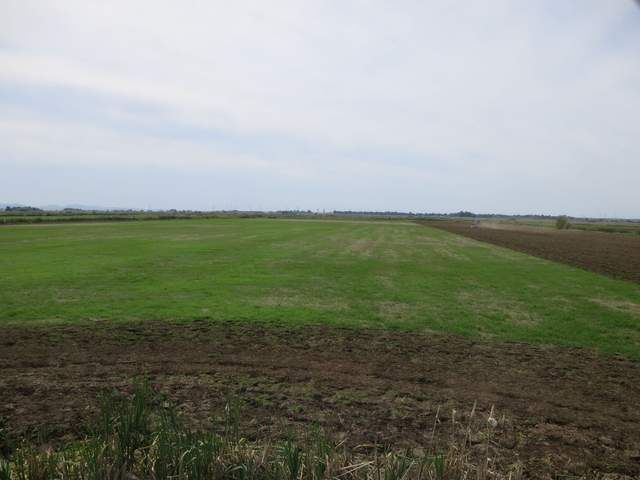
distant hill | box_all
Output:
[39,204,125,212]
[0,203,27,210]
[1,203,128,212]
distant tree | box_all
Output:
[452,211,476,218]
[555,215,570,230]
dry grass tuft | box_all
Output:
[589,298,640,318]
[0,380,528,480]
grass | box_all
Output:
[0,380,521,480]
[448,217,640,236]
[1,218,639,358]
[571,222,640,236]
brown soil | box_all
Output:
[422,221,640,283]
[1,320,640,478]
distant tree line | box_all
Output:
[333,210,560,219]
[3,206,637,224]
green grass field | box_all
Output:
[1,218,639,357]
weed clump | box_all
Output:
[555,215,571,229]
[0,380,522,479]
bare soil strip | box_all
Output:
[1,321,639,477]
[422,221,640,283]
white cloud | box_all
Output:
[1,0,639,215]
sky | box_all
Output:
[1,1,639,217]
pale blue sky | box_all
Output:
[1,1,639,216]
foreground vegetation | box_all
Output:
[0,380,521,480]
[1,218,639,358]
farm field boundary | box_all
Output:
[423,220,640,283]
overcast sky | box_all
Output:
[1,1,639,216]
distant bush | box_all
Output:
[555,216,570,230]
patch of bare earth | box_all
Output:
[422,221,640,283]
[1,321,639,478]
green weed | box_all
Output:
[0,381,522,479]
